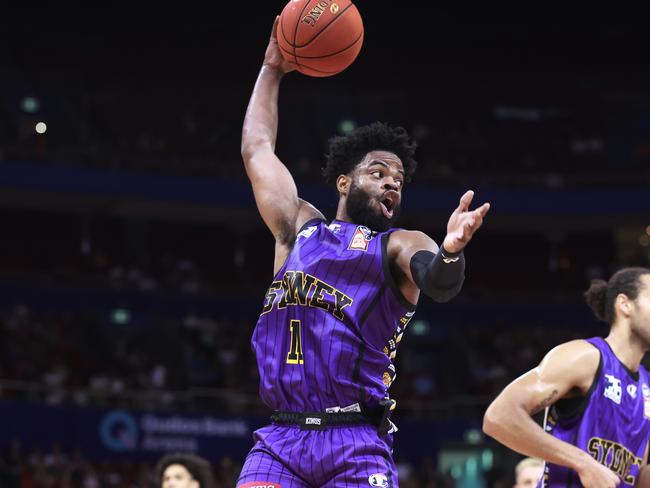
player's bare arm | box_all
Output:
[483,340,621,488]
[241,17,324,272]
[387,190,490,304]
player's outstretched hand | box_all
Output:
[576,457,620,488]
[263,17,295,74]
[442,190,490,253]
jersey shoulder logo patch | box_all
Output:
[348,226,373,251]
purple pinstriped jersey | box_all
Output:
[539,337,650,487]
[251,219,416,413]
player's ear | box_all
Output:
[616,293,632,318]
[336,174,351,195]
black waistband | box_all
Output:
[271,411,371,430]
[271,399,395,434]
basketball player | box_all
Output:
[483,267,650,488]
[236,18,490,488]
[514,457,544,488]
[156,452,215,488]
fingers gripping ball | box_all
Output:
[278,0,364,77]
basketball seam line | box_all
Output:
[278,31,362,60]
[279,15,294,59]
[291,1,314,70]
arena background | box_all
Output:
[0,4,648,487]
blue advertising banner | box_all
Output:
[0,401,479,465]
[0,401,265,462]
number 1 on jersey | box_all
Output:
[286,319,304,365]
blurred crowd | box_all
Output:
[0,440,509,488]
[0,440,241,488]
[1,71,649,188]
[1,10,648,487]
[0,300,611,417]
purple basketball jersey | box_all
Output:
[539,337,650,487]
[251,219,416,413]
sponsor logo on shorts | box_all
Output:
[368,473,389,487]
[305,417,321,425]
[238,483,281,488]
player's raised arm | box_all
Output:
[241,18,323,249]
[483,340,621,488]
[388,190,489,304]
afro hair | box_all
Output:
[322,122,418,185]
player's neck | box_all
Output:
[605,326,645,372]
[335,200,352,223]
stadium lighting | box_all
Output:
[21,96,40,113]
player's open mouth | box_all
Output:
[380,198,394,219]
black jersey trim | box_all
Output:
[565,418,583,487]
[602,337,640,381]
[353,341,367,405]
[552,342,603,421]
[297,217,326,235]
[381,232,417,311]
[358,284,386,331]
[354,283,387,405]
[270,218,326,283]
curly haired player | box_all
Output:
[236,17,490,488]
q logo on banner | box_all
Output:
[99,410,138,451]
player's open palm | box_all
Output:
[577,459,620,488]
[443,190,490,253]
[263,17,295,74]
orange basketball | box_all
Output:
[278,0,364,77]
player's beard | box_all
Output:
[345,182,400,232]
[631,308,650,350]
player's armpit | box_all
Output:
[482,340,601,468]
[272,199,325,274]
[525,340,601,414]
[504,340,601,416]
[243,146,301,240]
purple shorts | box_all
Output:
[237,423,398,487]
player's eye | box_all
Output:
[371,171,382,178]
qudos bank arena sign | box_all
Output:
[99,410,250,455]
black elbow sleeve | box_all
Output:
[409,247,466,302]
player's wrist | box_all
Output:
[571,449,594,475]
[439,244,462,262]
[261,64,286,79]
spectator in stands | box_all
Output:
[156,453,215,488]
[514,457,544,488]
